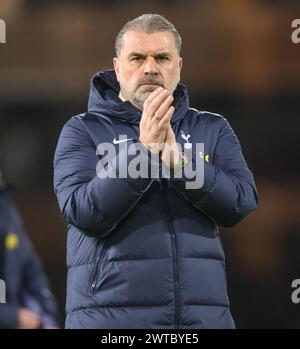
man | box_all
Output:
[0,175,59,329]
[54,14,258,329]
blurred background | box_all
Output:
[1,0,300,328]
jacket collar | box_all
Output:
[87,69,189,125]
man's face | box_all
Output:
[113,30,183,110]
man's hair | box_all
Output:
[115,14,182,57]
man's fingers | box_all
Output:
[158,106,174,130]
[153,95,174,121]
[143,87,164,108]
[146,89,171,118]
[140,89,174,149]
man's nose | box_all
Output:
[143,57,159,75]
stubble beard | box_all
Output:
[131,86,157,110]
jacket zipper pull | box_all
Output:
[91,256,100,290]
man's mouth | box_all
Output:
[140,83,161,86]
[139,83,163,89]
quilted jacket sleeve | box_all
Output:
[53,116,157,237]
[170,117,258,227]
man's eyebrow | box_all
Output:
[155,52,171,58]
[128,52,145,58]
[128,52,172,58]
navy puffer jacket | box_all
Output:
[53,70,258,329]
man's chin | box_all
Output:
[139,87,159,101]
[131,86,161,108]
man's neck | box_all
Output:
[119,91,126,102]
[119,91,143,110]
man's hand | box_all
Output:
[139,87,174,154]
[161,124,182,169]
[17,308,41,329]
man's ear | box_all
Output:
[113,57,120,82]
[178,57,183,70]
[177,57,183,82]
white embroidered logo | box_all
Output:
[180,131,192,149]
[113,137,134,145]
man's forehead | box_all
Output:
[122,30,176,53]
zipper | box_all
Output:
[160,178,181,329]
[90,239,106,293]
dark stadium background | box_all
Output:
[1,0,300,328]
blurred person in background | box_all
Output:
[0,161,59,329]
[54,14,258,328]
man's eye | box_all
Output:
[157,56,168,61]
[132,57,142,61]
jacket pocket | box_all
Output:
[90,239,107,293]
